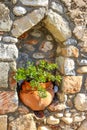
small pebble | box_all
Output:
[13,6,27,16]
[30,30,42,37]
[11,0,17,4]
[54,85,58,93]
[33,53,45,59]
[47,116,60,125]
[55,113,63,118]
[61,117,73,124]
[46,35,53,41]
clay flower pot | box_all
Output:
[19,81,54,111]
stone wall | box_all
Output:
[0,0,87,130]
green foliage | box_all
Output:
[15,60,62,98]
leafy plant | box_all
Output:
[15,60,62,98]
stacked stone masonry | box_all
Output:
[0,0,87,129]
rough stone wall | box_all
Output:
[0,0,87,130]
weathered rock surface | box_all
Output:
[73,26,85,40]
[0,91,18,114]
[0,3,12,31]
[43,10,71,42]
[51,2,64,14]
[61,76,82,94]
[74,93,87,111]
[63,38,77,46]
[0,43,18,61]
[0,62,9,88]
[20,0,48,6]
[11,8,46,37]
[8,114,36,130]
[0,115,7,130]
[78,120,87,130]
[57,45,79,57]
[73,0,85,7]
[56,56,75,75]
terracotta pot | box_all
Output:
[19,81,54,111]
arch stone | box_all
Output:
[11,8,46,38]
[43,10,72,42]
[11,8,71,42]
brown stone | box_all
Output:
[18,104,29,114]
[0,91,18,114]
[73,26,84,40]
[67,99,73,108]
[39,41,53,52]
[73,0,85,7]
[8,71,17,90]
[19,32,28,39]
[57,46,79,57]
[69,8,81,19]
[84,78,87,91]
[26,39,38,45]
[57,92,66,102]
[61,46,79,57]
[77,66,87,73]
[61,76,82,94]
[0,115,7,130]
[81,48,87,53]
[78,120,87,130]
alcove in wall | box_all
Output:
[17,22,59,68]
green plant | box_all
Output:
[15,60,61,98]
